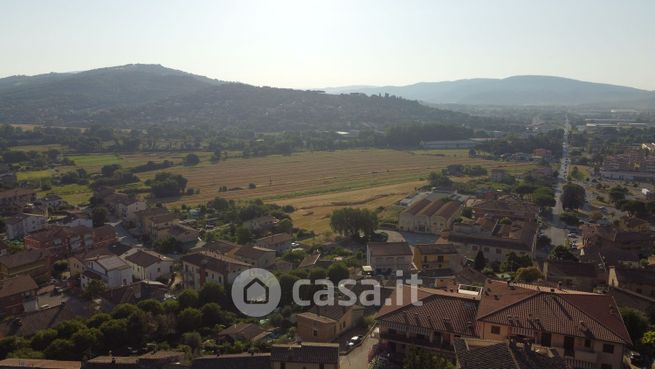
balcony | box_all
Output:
[379,332,453,354]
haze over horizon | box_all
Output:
[2,0,654,90]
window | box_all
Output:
[496,248,502,254]
[491,325,501,335]
[584,339,591,348]
[437,255,444,262]
[602,344,614,353]
[313,328,318,337]
[600,365,612,369]
[280,364,285,369]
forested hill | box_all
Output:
[0,64,508,131]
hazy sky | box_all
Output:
[2,0,654,90]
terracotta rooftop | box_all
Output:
[125,250,170,267]
[416,199,446,217]
[545,260,597,279]
[192,353,270,369]
[367,242,412,257]
[612,266,655,285]
[403,198,431,216]
[182,251,250,273]
[270,342,339,364]
[0,359,81,369]
[0,249,48,269]
[413,243,458,255]
[477,280,631,345]
[454,338,569,369]
[0,275,38,298]
[377,285,479,336]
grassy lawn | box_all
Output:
[10,144,69,152]
[17,169,54,181]
[38,183,92,205]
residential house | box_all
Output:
[0,275,39,316]
[196,239,241,255]
[55,210,93,228]
[0,188,36,214]
[192,353,272,369]
[68,247,116,277]
[270,342,340,369]
[229,245,276,268]
[366,242,415,275]
[255,233,293,255]
[296,304,362,343]
[103,193,147,221]
[578,243,641,269]
[445,216,538,263]
[471,196,538,222]
[600,150,655,181]
[533,148,554,161]
[4,213,47,239]
[0,249,51,284]
[182,251,250,288]
[530,166,555,179]
[38,193,66,210]
[80,254,133,289]
[413,243,463,271]
[298,252,322,270]
[0,359,80,369]
[454,337,569,369]
[85,351,184,369]
[93,224,119,248]
[608,266,655,299]
[618,216,650,232]
[134,207,170,236]
[217,322,269,344]
[124,249,174,281]
[192,342,340,369]
[25,226,93,259]
[160,223,199,244]
[143,212,178,242]
[542,260,599,292]
[476,280,631,369]
[580,223,654,255]
[376,285,480,357]
[242,215,278,233]
[398,198,461,234]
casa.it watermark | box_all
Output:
[231,268,422,317]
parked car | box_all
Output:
[347,336,363,347]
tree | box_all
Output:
[137,299,164,315]
[330,207,379,241]
[86,313,111,328]
[181,331,202,353]
[560,183,586,210]
[147,172,188,198]
[71,328,102,355]
[621,200,648,218]
[177,308,202,333]
[461,207,473,218]
[184,153,200,166]
[99,319,128,350]
[609,186,628,204]
[44,339,75,360]
[620,307,650,343]
[533,187,556,208]
[111,303,139,319]
[236,226,252,244]
[178,289,199,309]
[31,329,58,351]
[515,267,543,283]
[100,164,121,177]
[403,347,454,369]
[54,319,86,339]
[199,282,227,306]
[327,262,349,284]
[500,252,532,273]
[428,172,452,188]
[473,250,486,271]
[549,245,578,262]
[92,206,108,227]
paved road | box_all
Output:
[340,333,378,369]
[543,116,571,248]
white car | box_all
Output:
[347,336,363,347]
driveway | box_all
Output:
[340,332,378,369]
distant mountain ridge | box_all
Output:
[0,64,490,130]
[324,75,655,108]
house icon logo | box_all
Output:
[244,277,269,305]
[232,268,281,317]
